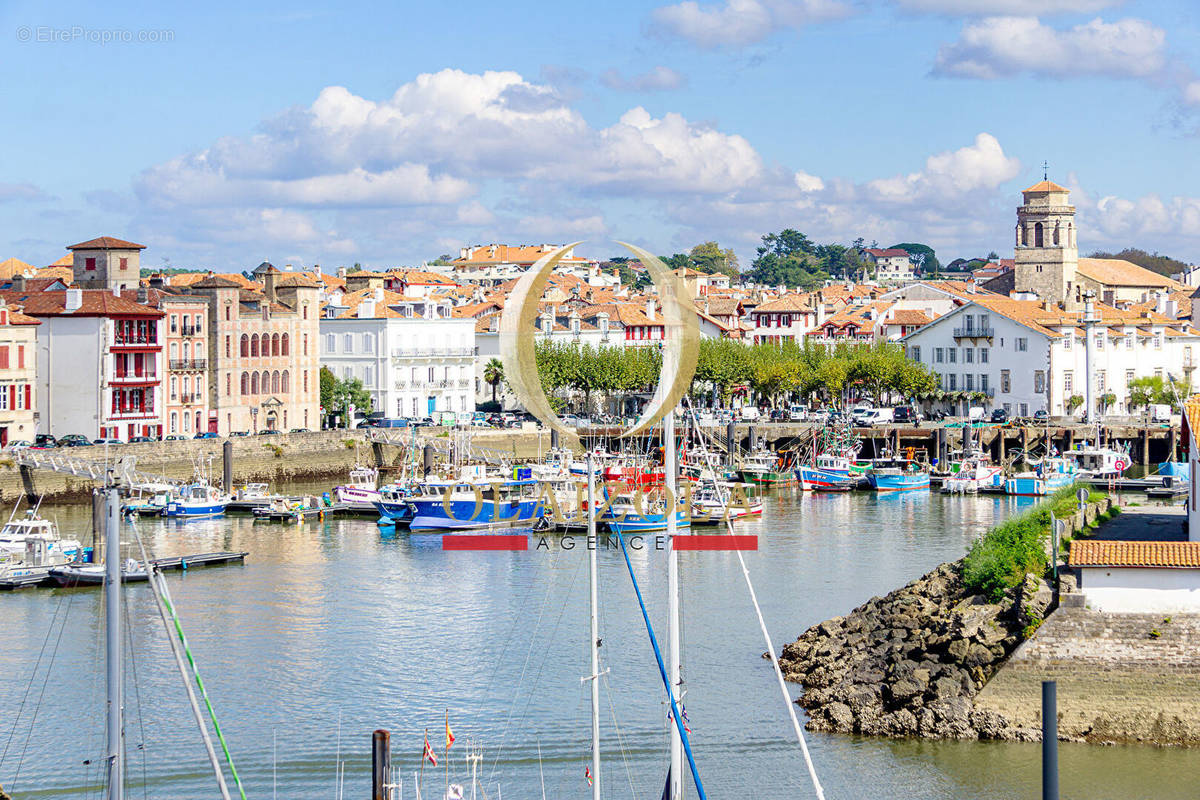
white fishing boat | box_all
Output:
[0,525,88,589]
[50,557,150,586]
[123,482,176,516]
[0,509,83,562]
[334,465,381,506]
[1063,445,1130,479]
[941,455,1004,494]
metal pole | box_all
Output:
[586,452,601,800]
[1042,680,1059,800]
[665,411,682,800]
[373,729,391,800]
[1083,296,1097,427]
[222,439,233,493]
[104,487,123,800]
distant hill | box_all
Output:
[1086,248,1190,277]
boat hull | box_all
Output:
[406,498,544,530]
[868,473,930,492]
[797,466,854,489]
[739,469,794,486]
[163,501,227,518]
[605,511,691,534]
[1004,473,1074,496]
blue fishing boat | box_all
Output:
[1004,456,1077,496]
[867,466,930,492]
[405,479,544,530]
[373,483,418,526]
[163,481,228,518]
[601,490,692,534]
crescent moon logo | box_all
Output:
[498,241,700,442]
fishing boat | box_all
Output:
[50,557,150,586]
[373,482,419,525]
[0,509,83,562]
[163,480,229,518]
[737,451,794,486]
[122,482,176,516]
[1005,455,1078,496]
[689,482,763,522]
[796,453,862,489]
[333,464,381,506]
[0,524,89,589]
[941,455,1004,494]
[1063,445,1130,479]
[405,478,544,530]
[867,463,930,492]
[602,490,691,534]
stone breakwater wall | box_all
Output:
[778,562,1053,740]
[974,608,1200,745]
[0,430,371,505]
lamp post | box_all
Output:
[1082,291,1098,430]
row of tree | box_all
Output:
[521,339,940,413]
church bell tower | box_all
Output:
[1013,179,1078,309]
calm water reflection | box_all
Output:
[0,485,1194,799]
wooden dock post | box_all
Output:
[1170,425,1179,462]
[222,439,233,492]
[997,430,1006,462]
[1141,427,1151,467]
[372,729,391,800]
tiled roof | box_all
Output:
[67,236,146,250]
[34,266,73,282]
[170,272,259,289]
[2,308,41,326]
[885,309,932,326]
[0,289,163,317]
[1184,395,1200,446]
[756,294,813,313]
[191,276,243,289]
[1069,539,1200,568]
[391,269,457,284]
[453,244,589,265]
[0,258,34,279]
[1024,180,1068,193]
[1076,258,1179,289]
[276,273,321,288]
[865,248,909,258]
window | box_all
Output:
[365,365,374,387]
[326,334,336,353]
[964,348,974,364]
[240,334,249,357]
[1155,368,1163,379]
[909,346,921,362]
[965,373,975,391]
[281,370,289,392]
[85,257,96,271]
[170,315,178,332]
[119,257,128,271]
[978,348,988,364]
[272,370,280,393]
[1125,335,1133,350]
[933,348,944,363]
[947,348,956,363]
[251,372,259,394]
[1015,338,1027,352]
[1001,369,1011,393]
[303,370,309,392]
[0,346,9,369]
[343,366,352,380]
[194,314,202,331]
[1154,334,1163,350]
[343,334,354,354]
[980,374,989,393]
[1126,369,1134,384]
[170,376,178,399]
[240,372,249,395]
[1097,370,1106,392]
[251,334,260,357]
[963,314,974,331]
[428,367,435,382]
[397,399,404,417]
[978,313,990,330]
[1064,371,1073,394]
[272,333,280,356]
[169,342,178,360]
[1095,333,1104,350]
[363,333,374,353]
[282,333,289,356]
[948,374,957,391]
[170,412,178,433]
[1033,371,1044,393]
[1063,333,1072,350]
[225,306,231,321]
[183,412,190,432]
[1019,403,1028,416]
[226,374,231,396]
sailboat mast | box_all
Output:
[586,452,601,800]
[104,486,124,800]
[665,412,683,800]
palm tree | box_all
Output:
[484,358,504,404]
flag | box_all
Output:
[445,710,455,750]
[682,705,691,734]
[585,766,592,786]
[423,733,438,767]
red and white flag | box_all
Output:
[423,733,438,767]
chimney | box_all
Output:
[337,266,348,280]
[358,300,376,318]
[112,286,121,298]
[11,274,24,292]
[65,288,83,312]
[1042,299,1052,311]
[264,266,278,303]
[373,287,384,302]
[136,287,148,303]
[646,299,656,321]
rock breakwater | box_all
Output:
[778,560,1052,740]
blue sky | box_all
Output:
[2,0,1200,271]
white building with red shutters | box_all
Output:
[5,288,165,441]
[863,248,916,282]
[0,298,40,446]
[751,294,818,345]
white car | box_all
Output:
[93,437,123,446]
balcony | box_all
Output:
[112,372,157,384]
[169,359,207,371]
[392,346,474,359]
[180,323,199,336]
[109,407,156,420]
[113,335,158,347]
[178,393,199,405]
[952,327,994,339]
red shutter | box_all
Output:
[17,346,24,368]
[9,385,15,410]
[24,384,31,410]
[0,347,8,369]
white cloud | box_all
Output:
[933,16,1166,80]
[0,182,46,203]
[1184,80,1200,107]
[898,0,1122,14]
[650,0,852,48]
[864,133,1021,205]
[600,66,688,91]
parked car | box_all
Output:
[1032,409,1049,422]
[164,435,188,441]
[5,440,31,452]
[990,408,1010,424]
[926,409,946,422]
[34,434,57,449]
[128,436,158,443]
[259,429,281,435]
[849,406,873,426]
[58,434,93,447]
[809,409,831,425]
[194,431,220,439]
[862,408,894,426]
[289,428,311,433]
[892,407,921,424]
[92,437,122,446]
[787,406,808,422]
[229,431,250,437]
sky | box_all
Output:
[2,0,1200,272]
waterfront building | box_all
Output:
[160,294,211,436]
[0,298,40,445]
[321,288,475,420]
[185,268,320,434]
[902,294,1200,417]
[751,294,818,345]
[440,243,616,288]
[66,235,144,292]
[10,288,165,440]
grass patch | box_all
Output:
[962,483,1093,602]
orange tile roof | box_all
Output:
[276,273,321,288]
[0,289,162,317]
[1184,395,1200,446]
[46,254,73,268]
[0,258,34,279]
[756,294,813,313]
[453,244,589,266]
[1069,539,1200,569]
[885,309,932,326]
[35,266,73,283]
[1024,180,1068,193]
[1076,258,1180,289]
[67,236,145,250]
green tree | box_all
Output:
[890,243,939,274]
[483,358,504,404]
[320,367,372,424]
[1087,248,1189,278]
[689,241,740,278]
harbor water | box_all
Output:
[1,485,1196,799]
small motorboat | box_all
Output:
[867,463,930,492]
[334,465,382,506]
[689,483,763,523]
[738,452,794,487]
[50,558,149,586]
[0,510,83,562]
[602,490,691,534]
[941,455,1004,494]
[163,481,229,518]
[1005,456,1078,496]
